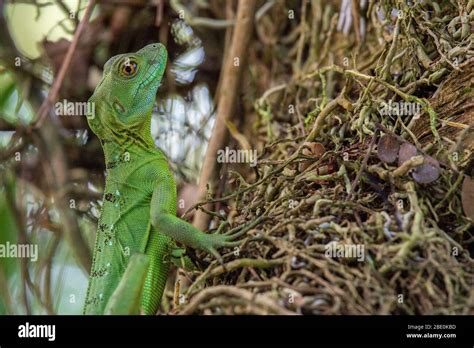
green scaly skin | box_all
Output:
[83,43,244,315]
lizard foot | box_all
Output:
[201,216,266,264]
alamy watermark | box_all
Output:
[0,242,38,262]
[217,146,257,167]
[55,99,95,118]
[325,241,365,262]
[18,322,55,341]
[379,100,421,118]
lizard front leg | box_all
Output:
[150,179,247,264]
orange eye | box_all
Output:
[121,60,138,77]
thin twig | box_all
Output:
[34,0,96,128]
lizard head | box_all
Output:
[87,43,167,144]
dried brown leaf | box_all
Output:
[412,156,440,184]
[299,142,326,172]
[398,142,418,166]
[377,134,400,163]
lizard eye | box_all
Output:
[120,59,138,77]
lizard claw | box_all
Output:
[200,216,266,260]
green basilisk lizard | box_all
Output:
[83,43,252,315]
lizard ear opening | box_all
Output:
[113,100,126,114]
